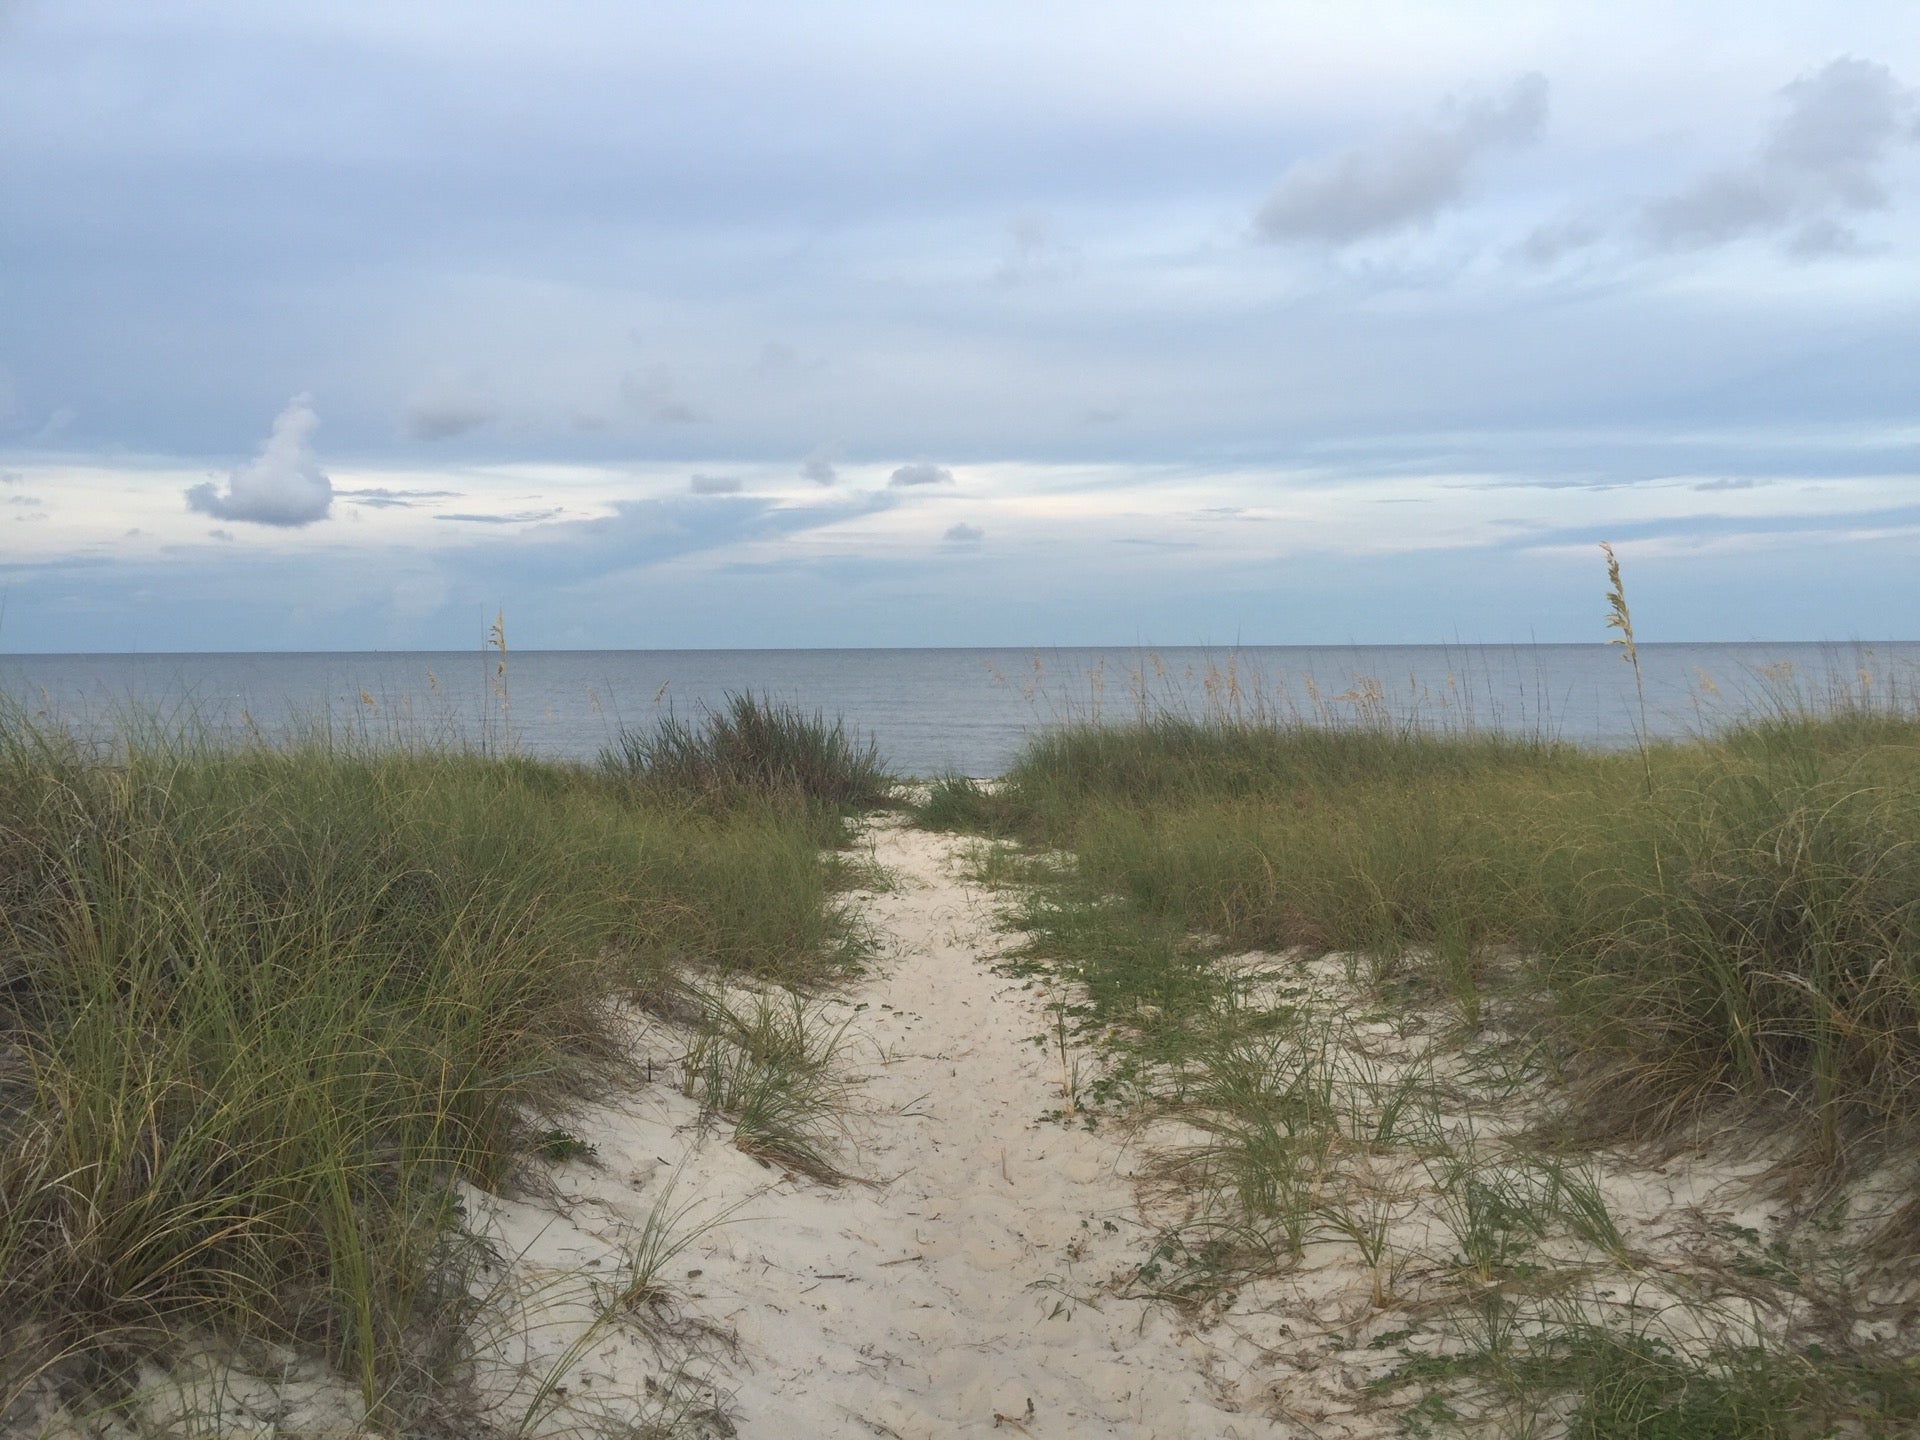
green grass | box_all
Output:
[0,712,860,1426]
[991,708,1920,1165]
[910,773,1019,835]
[977,690,1920,1433]
[1516,1324,1920,1439]
[602,691,894,812]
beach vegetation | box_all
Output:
[0,710,862,1430]
[967,555,1920,1432]
[601,691,893,813]
[994,701,1920,1172]
[910,773,1019,835]
[680,987,855,1182]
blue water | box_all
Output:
[3,644,1916,777]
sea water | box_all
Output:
[3,643,1915,778]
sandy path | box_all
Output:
[471,817,1272,1439]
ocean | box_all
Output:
[3,643,1914,778]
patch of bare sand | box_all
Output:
[465,816,1273,1438]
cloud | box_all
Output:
[889,462,954,487]
[336,486,463,509]
[433,508,562,524]
[1255,74,1548,245]
[185,395,333,527]
[1691,476,1762,491]
[1517,214,1605,265]
[0,470,19,485]
[756,341,816,378]
[1645,58,1919,254]
[943,522,984,543]
[404,394,496,441]
[621,367,703,424]
[690,472,742,494]
[995,211,1081,284]
[800,448,837,485]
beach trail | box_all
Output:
[470,815,1270,1438]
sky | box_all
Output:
[2,1,1918,652]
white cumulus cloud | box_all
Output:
[405,394,496,441]
[186,395,333,527]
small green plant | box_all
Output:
[1424,1145,1554,1287]
[681,989,854,1181]
[487,606,511,750]
[532,1129,598,1163]
[512,1167,741,1439]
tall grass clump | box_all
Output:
[0,711,854,1424]
[910,773,1019,835]
[993,692,1920,1167]
[1002,718,1560,962]
[1531,713,1920,1153]
[602,691,893,813]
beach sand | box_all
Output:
[465,814,1271,1437]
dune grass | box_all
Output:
[971,678,1920,1434]
[0,711,865,1428]
[989,705,1920,1167]
[911,774,1020,835]
[601,691,894,813]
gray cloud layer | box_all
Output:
[337,486,462,509]
[405,396,497,441]
[621,368,703,425]
[185,396,333,527]
[889,463,954,487]
[1646,57,1919,254]
[1256,74,1548,244]
[4,8,1919,650]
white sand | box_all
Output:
[469,815,1273,1437]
